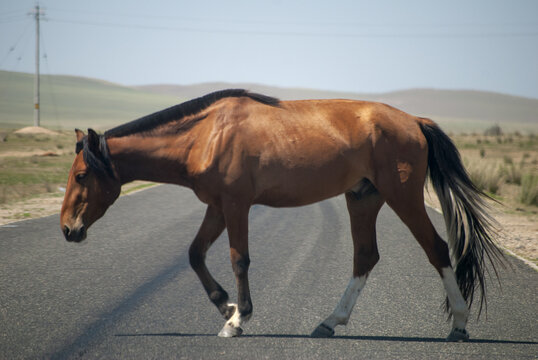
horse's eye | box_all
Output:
[75,173,87,182]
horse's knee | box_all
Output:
[231,253,250,276]
[209,286,229,306]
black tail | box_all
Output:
[418,119,504,316]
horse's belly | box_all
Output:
[254,164,364,207]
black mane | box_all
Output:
[76,132,115,179]
[104,89,280,138]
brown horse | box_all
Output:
[60,89,503,341]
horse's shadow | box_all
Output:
[115,332,536,344]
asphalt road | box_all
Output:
[1,185,536,359]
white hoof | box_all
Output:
[218,324,243,337]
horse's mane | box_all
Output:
[76,131,116,179]
[104,89,280,138]
[74,89,279,178]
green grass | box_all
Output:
[0,154,74,204]
[0,156,72,185]
[0,130,76,204]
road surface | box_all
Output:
[1,185,536,359]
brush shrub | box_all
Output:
[466,161,501,195]
[520,174,538,206]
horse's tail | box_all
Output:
[418,118,504,316]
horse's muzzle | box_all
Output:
[63,225,87,243]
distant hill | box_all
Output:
[0,71,180,130]
[1,70,536,133]
[137,83,538,133]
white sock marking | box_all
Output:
[441,267,469,330]
[323,275,368,329]
[226,303,242,328]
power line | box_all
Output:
[0,15,28,24]
[0,8,27,16]
[0,19,32,67]
[41,6,538,29]
[46,17,538,38]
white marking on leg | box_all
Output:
[322,275,368,329]
[441,267,469,330]
[226,303,242,328]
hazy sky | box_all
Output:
[1,0,537,98]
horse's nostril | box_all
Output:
[63,225,70,238]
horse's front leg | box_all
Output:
[218,199,252,338]
[189,206,237,322]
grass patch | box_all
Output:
[0,155,73,186]
[465,160,501,195]
[520,174,538,206]
[121,182,157,195]
[0,130,75,204]
[499,163,523,185]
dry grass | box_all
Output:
[520,174,538,206]
[454,133,538,211]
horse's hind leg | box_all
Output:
[189,205,237,323]
[381,180,470,341]
[312,185,384,337]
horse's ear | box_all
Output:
[87,128,100,154]
[75,129,85,142]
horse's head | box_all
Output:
[60,129,121,243]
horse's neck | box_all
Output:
[107,136,194,187]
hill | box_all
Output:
[0,71,180,130]
[137,83,538,133]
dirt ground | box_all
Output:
[13,126,59,136]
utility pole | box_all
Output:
[29,3,44,127]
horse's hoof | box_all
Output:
[218,324,243,338]
[310,323,335,338]
[446,328,469,342]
